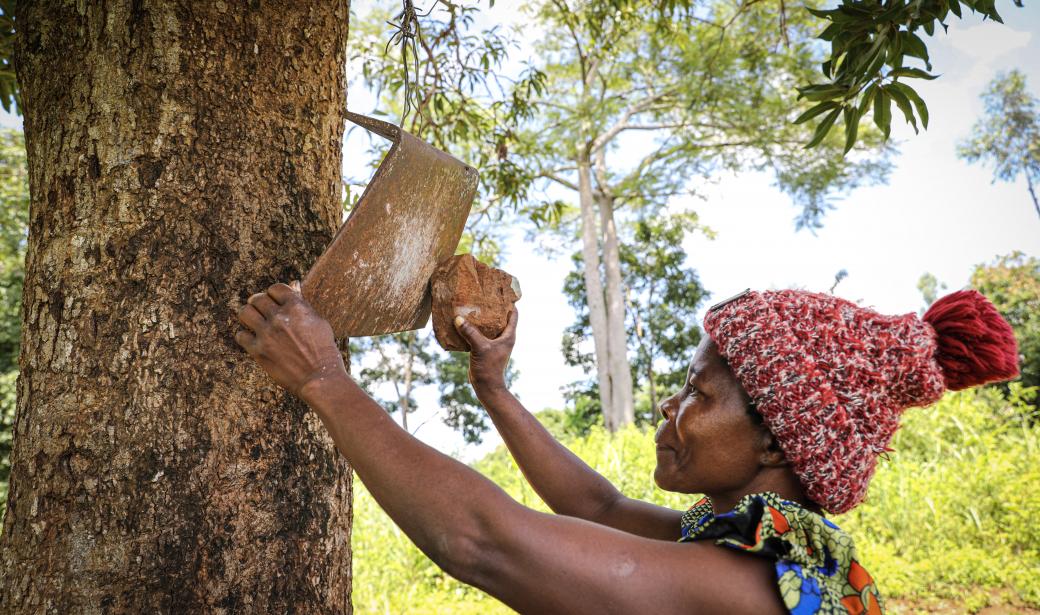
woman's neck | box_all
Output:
[707,468,821,515]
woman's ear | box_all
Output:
[758,428,788,468]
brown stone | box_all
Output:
[431,254,522,351]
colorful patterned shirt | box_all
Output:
[678,492,883,614]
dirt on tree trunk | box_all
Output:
[0,1,353,612]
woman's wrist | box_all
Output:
[299,370,354,409]
[474,381,513,406]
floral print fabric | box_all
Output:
[679,492,883,614]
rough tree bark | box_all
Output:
[0,1,353,612]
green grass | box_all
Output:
[352,385,1040,614]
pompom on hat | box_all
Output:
[703,288,1019,514]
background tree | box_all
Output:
[916,271,948,310]
[349,0,1030,434]
[0,128,26,513]
[350,1,546,239]
[437,349,518,444]
[352,330,438,433]
[563,214,709,428]
[0,3,353,610]
[347,3,537,444]
[970,252,1040,413]
[958,70,1040,219]
[0,129,24,375]
[513,0,891,430]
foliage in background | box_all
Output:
[350,1,546,238]
[915,271,947,310]
[562,214,709,428]
[958,69,1040,219]
[352,385,1040,613]
[0,1,18,114]
[0,129,25,374]
[350,330,439,433]
[970,251,1040,414]
[346,3,536,443]
[798,0,1026,152]
[0,129,26,516]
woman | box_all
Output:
[234,283,1019,614]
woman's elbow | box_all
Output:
[434,527,503,589]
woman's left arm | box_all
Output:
[234,283,783,614]
[234,282,535,574]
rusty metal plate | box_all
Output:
[301,112,478,338]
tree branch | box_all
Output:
[541,171,580,192]
[590,87,679,153]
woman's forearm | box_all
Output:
[301,373,513,574]
[476,386,625,522]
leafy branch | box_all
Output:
[796,0,1023,154]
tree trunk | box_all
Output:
[597,195,634,428]
[576,156,614,426]
[0,2,353,612]
[1027,175,1040,220]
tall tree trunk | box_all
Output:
[576,155,614,426]
[598,195,634,428]
[1028,175,1040,220]
[0,2,353,612]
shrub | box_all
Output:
[352,385,1040,613]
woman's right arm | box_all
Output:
[455,309,682,541]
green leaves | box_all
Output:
[874,89,892,139]
[797,0,1022,153]
[793,101,840,125]
[888,67,939,80]
[886,84,918,133]
[806,106,842,148]
[0,1,18,115]
[890,82,930,129]
[795,78,929,149]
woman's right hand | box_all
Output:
[453,307,518,396]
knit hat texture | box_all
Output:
[703,288,1019,514]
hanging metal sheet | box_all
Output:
[302,112,478,338]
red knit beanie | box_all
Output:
[703,288,1020,514]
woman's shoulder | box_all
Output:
[679,492,884,614]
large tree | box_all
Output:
[970,252,1040,412]
[0,2,353,611]
[563,213,708,426]
[958,70,1040,220]
[513,0,890,430]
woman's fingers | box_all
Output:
[266,282,298,305]
[247,292,279,318]
[234,328,256,350]
[454,316,489,352]
[503,307,519,340]
[237,304,266,331]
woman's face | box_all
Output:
[653,336,766,496]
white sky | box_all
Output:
[4,3,1039,461]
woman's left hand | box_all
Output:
[233,281,346,398]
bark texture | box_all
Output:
[0,1,353,612]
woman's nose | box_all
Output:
[658,394,677,421]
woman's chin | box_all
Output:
[652,465,670,490]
